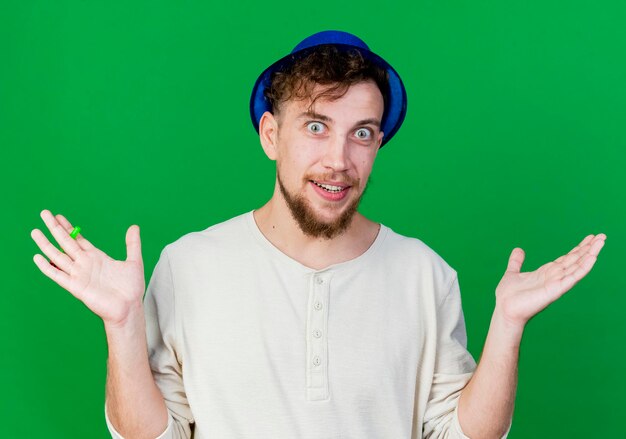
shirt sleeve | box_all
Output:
[423,274,511,439]
[104,247,194,439]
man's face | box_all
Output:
[264,80,385,239]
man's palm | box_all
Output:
[495,234,606,328]
[31,210,145,326]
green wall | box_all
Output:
[2,1,624,437]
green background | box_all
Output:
[2,1,624,437]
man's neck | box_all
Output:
[253,197,380,271]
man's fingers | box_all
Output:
[30,228,73,272]
[125,225,142,263]
[55,213,95,250]
[506,248,525,273]
[589,234,607,255]
[556,233,605,266]
[561,236,605,280]
[566,235,606,269]
[573,234,595,252]
[554,234,595,264]
[32,253,73,291]
[40,210,81,259]
[560,253,598,291]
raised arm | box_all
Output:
[457,233,606,438]
[31,209,169,439]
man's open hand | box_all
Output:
[31,209,145,327]
[494,233,606,330]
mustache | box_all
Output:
[306,174,359,186]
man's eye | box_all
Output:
[306,122,325,134]
[355,128,372,140]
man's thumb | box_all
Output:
[506,247,525,273]
[126,225,142,263]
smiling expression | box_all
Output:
[260,80,385,239]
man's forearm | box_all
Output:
[457,308,523,438]
[105,302,169,439]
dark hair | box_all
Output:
[264,45,389,119]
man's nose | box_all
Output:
[321,134,349,172]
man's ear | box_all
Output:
[259,111,279,161]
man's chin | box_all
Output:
[277,172,363,239]
[293,203,359,239]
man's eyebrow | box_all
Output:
[297,111,381,128]
[354,118,382,128]
[297,111,332,122]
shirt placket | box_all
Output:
[306,271,332,401]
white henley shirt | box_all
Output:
[105,211,498,438]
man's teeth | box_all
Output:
[312,181,345,193]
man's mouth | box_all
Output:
[310,180,350,193]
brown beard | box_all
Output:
[277,170,365,239]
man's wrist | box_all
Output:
[104,301,146,340]
[489,307,525,348]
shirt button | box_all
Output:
[314,301,323,310]
[312,355,321,366]
[316,277,324,285]
[313,329,322,338]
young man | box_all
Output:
[31,31,606,438]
